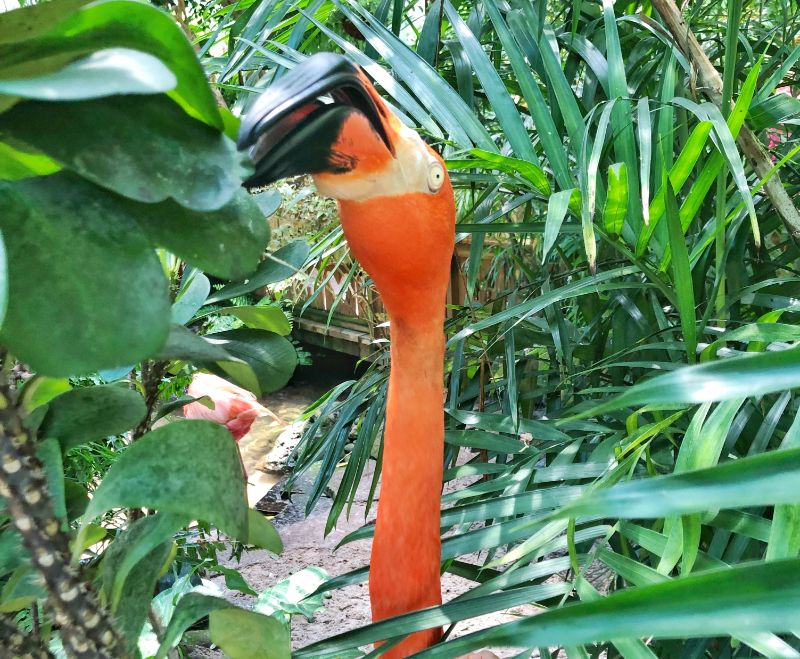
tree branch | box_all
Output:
[649,0,800,240]
[0,379,128,659]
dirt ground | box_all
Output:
[187,378,563,659]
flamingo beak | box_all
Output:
[237,52,397,187]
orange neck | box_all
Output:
[370,318,445,656]
[336,189,454,658]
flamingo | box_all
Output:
[184,372,286,441]
[237,53,488,658]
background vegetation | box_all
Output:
[4,0,800,657]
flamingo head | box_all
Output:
[238,53,455,325]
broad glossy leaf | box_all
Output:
[157,324,237,363]
[603,163,628,237]
[103,512,187,609]
[129,189,271,281]
[220,306,292,335]
[19,375,71,412]
[0,0,222,129]
[0,173,171,377]
[206,240,309,304]
[247,508,283,553]
[172,273,211,325]
[255,566,330,623]
[156,593,235,659]
[39,384,146,453]
[205,329,298,393]
[0,566,46,612]
[210,608,291,659]
[0,48,175,100]
[252,189,282,217]
[36,438,66,519]
[101,516,175,650]
[0,95,249,211]
[0,0,92,45]
[0,142,60,180]
[573,346,800,417]
[76,420,248,560]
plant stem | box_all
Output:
[0,375,127,659]
[0,613,54,659]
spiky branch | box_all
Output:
[0,380,127,659]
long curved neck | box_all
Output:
[370,316,445,657]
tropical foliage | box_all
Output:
[0,1,304,657]
[179,0,800,656]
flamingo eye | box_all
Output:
[427,162,445,193]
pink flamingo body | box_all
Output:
[184,373,286,441]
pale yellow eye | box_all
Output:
[427,162,445,193]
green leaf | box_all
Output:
[571,346,800,418]
[20,375,72,412]
[64,480,90,522]
[125,188,271,282]
[0,0,93,45]
[214,565,258,596]
[602,0,641,230]
[603,163,628,238]
[663,165,696,363]
[543,189,578,261]
[555,447,800,522]
[172,273,211,326]
[468,149,550,195]
[638,97,652,226]
[406,558,800,659]
[0,0,222,129]
[337,0,493,150]
[748,93,800,131]
[75,420,248,561]
[252,190,282,217]
[101,516,174,650]
[204,329,298,394]
[0,142,60,181]
[295,582,572,658]
[157,324,238,362]
[103,512,187,609]
[0,173,172,377]
[36,438,66,519]
[0,48,176,100]
[0,95,249,212]
[205,241,309,304]
[209,608,291,659]
[254,566,330,623]
[219,306,292,335]
[155,593,235,659]
[0,566,45,612]
[247,508,283,553]
[39,384,146,453]
[442,0,539,164]
[485,1,572,189]
[0,530,29,579]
